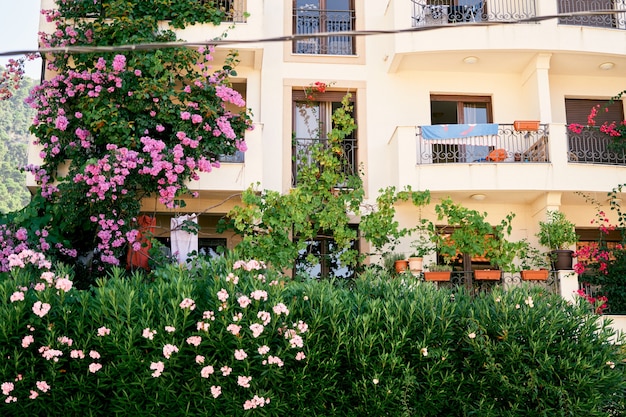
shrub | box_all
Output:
[1,254,624,416]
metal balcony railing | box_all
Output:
[558,0,626,30]
[293,8,356,55]
[567,130,626,165]
[416,123,549,164]
[411,0,538,27]
[292,137,358,186]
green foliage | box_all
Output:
[0,73,33,213]
[537,210,578,251]
[428,198,521,271]
[1,258,625,416]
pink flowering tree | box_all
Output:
[1,1,252,278]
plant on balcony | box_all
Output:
[574,185,626,314]
[536,210,578,270]
[427,198,520,280]
[517,239,550,280]
[0,1,252,282]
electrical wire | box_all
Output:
[0,10,625,57]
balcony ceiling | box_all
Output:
[393,50,626,76]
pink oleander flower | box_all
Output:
[273,303,289,316]
[195,355,205,364]
[197,321,210,331]
[1,382,14,396]
[226,273,239,284]
[234,349,247,361]
[70,350,85,359]
[257,311,271,325]
[97,326,111,337]
[142,328,157,340]
[57,336,73,346]
[32,301,51,318]
[36,380,50,393]
[89,363,102,373]
[10,291,24,302]
[217,288,229,302]
[250,323,264,338]
[150,361,164,378]
[200,365,214,378]
[55,277,73,292]
[237,375,252,388]
[250,290,268,301]
[295,351,306,361]
[89,350,100,360]
[237,295,251,308]
[162,344,179,359]
[164,326,176,333]
[227,324,241,336]
[243,395,270,410]
[29,390,39,399]
[22,335,35,348]
[221,365,232,376]
[258,345,270,355]
[179,298,196,310]
[34,283,46,291]
[186,336,202,346]
[210,385,221,398]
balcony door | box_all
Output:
[293,0,355,55]
[430,95,492,163]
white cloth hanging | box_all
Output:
[170,214,198,266]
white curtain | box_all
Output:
[170,214,198,266]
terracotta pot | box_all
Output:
[407,257,424,274]
[521,269,549,281]
[424,271,451,282]
[514,120,540,131]
[474,269,501,280]
[394,260,409,274]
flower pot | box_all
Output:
[407,257,424,275]
[521,269,549,281]
[551,249,574,270]
[474,269,501,280]
[424,271,451,282]
[514,120,540,131]
[394,259,409,274]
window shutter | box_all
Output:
[565,99,624,125]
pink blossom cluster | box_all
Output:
[243,395,270,410]
[576,289,608,314]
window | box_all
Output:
[429,95,493,163]
[293,0,355,55]
[294,228,359,279]
[566,98,625,164]
[292,90,357,186]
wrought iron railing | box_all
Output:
[416,123,549,164]
[293,8,356,55]
[292,137,358,186]
[558,0,626,30]
[567,130,626,165]
[411,0,538,27]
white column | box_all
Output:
[558,270,579,304]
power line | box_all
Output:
[0,10,625,57]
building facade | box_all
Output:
[32,0,626,277]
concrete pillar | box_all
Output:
[558,270,579,304]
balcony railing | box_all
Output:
[293,8,356,55]
[567,130,626,165]
[411,0,538,27]
[558,0,626,30]
[416,123,549,164]
[292,137,358,186]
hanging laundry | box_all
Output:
[170,214,199,266]
[126,215,156,271]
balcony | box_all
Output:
[411,0,626,30]
[293,8,356,55]
[411,0,537,27]
[416,123,549,165]
[567,131,626,165]
[292,137,358,186]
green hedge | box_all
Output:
[1,256,624,416]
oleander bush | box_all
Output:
[1,252,625,416]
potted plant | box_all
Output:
[517,239,550,280]
[383,252,409,276]
[536,210,578,270]
[423,263,453,281]
[407,230,435,275]
[428,198,519,281]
